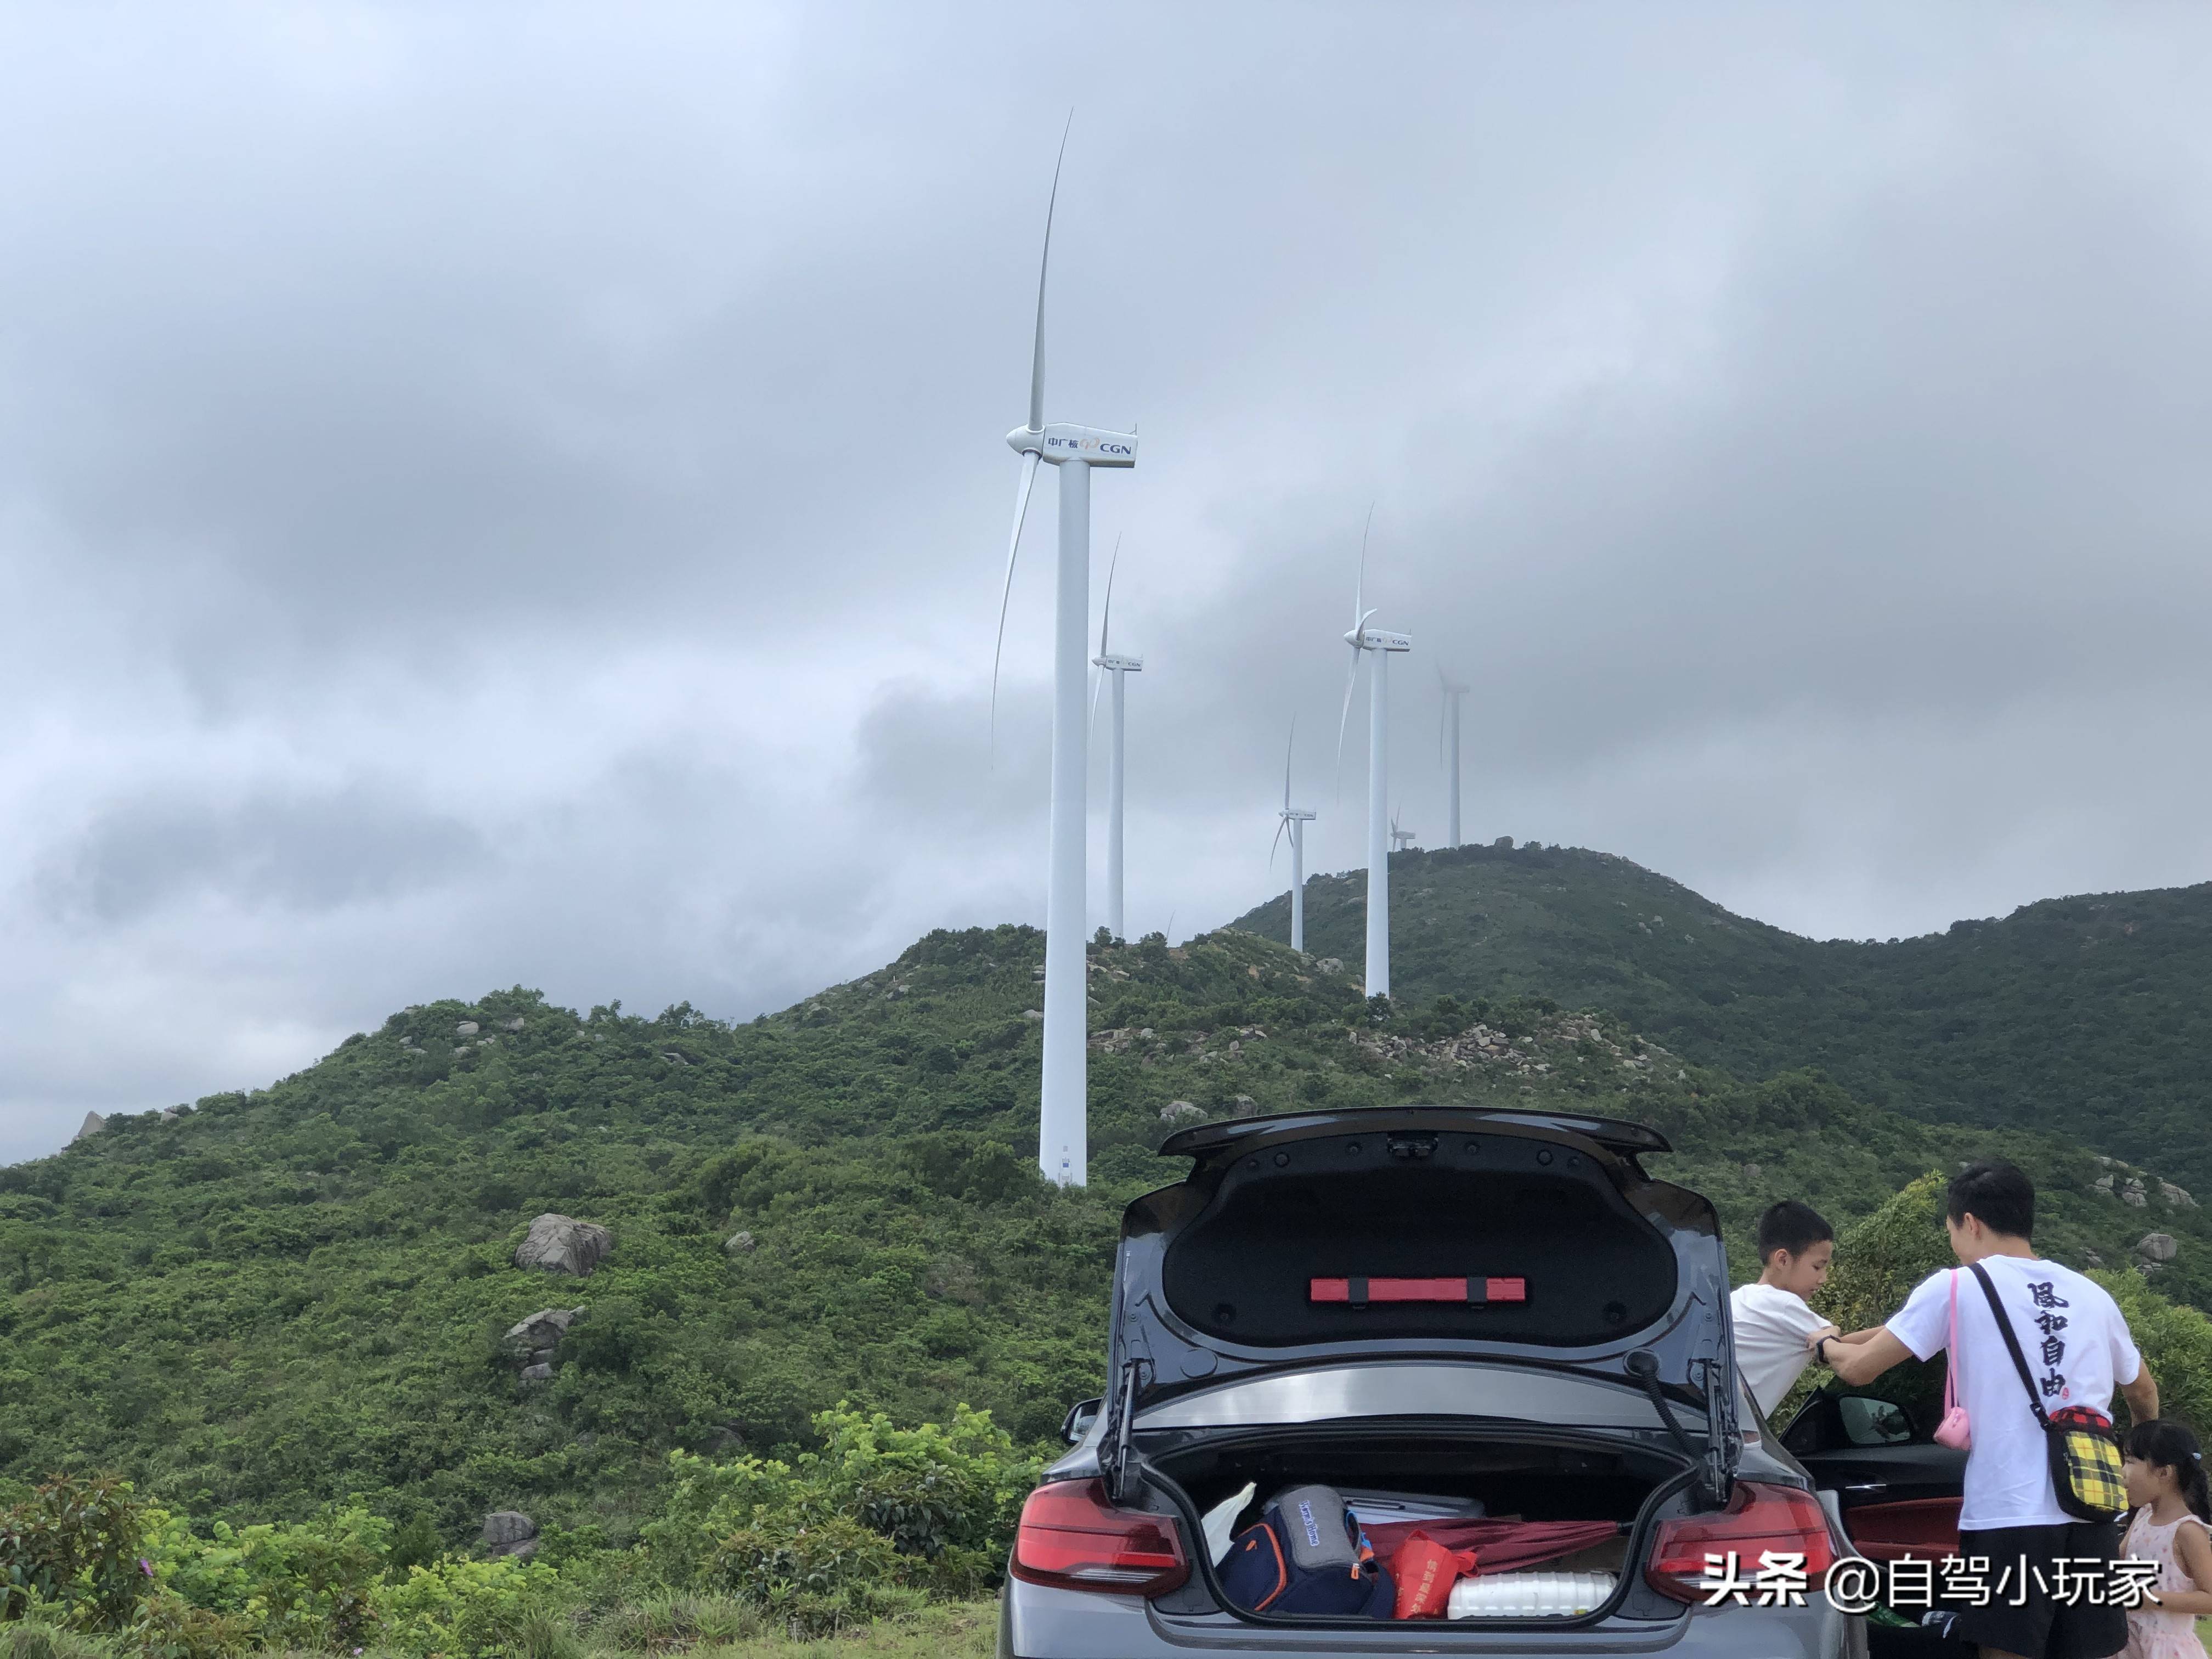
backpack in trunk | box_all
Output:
[1218,1485,1396,1617]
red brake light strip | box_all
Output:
[1310,1276,1527,1306]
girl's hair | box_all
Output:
[2125,1419,2212,1523]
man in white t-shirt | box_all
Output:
[1824,1159,2158,1659]
[1731,1200,1843,1416]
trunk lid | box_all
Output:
[1109,1107,1735,1427]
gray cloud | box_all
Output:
[40,788,489,921]
[8,1,2212,1161]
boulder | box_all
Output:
[456,1020,480,1037]
[1316,958,1345,976]
[515,1215,613,1277]
[1159,1101,1205,1123]
[518,1362,553,1385]
[500,1015,526,1032]
[479,1512,539,1557]
[73,1111,106,1142]
[1022,1009,1044,1022]
[723,1231,757,1256]
[2124,1185,2148,1209]
[2094,1174,2116,1195]
[2162,1181,2196,1209]
[2137,1233,2180,1263]
[504,1306,584,1355]
[1231,1095,1259,1118]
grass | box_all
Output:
[0,1601,1001,1659]
[670,1603,995,1659]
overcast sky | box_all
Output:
[4,2,2211,1162]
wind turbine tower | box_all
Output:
[1271,723,1317,953]
[1336,517,1413,998]
[1438,670,1470,848]
[1091,544,1141,942]
[991,128,1136,1188]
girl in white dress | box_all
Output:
[2120,1419,2212,1659]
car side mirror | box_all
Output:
[1062,1397,1102,1446]
[1838,1395,1914,1446]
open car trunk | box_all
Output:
[1143,1425,1699,1624]
[1114,1110,1738,1415]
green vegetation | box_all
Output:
[0,1441,1017,1656]
[8,873,2212,1654]
[1234,840,2212,1190]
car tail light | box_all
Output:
[1011,1479,1190,1597]
[1645,1481,1836,1604]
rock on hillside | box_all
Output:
[514,1215,612,1277]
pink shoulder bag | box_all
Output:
[1934,1268,1972,1449]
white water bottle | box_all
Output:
[1447,1572,1616,1618]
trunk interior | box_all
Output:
[1146,1428,1692,1623]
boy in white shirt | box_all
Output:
[1731,1200,1843,1417]
[1824,1159,2157,1659]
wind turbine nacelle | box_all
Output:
[1093,653,1143,672]
[1281,808,1317,822]
[1350,627,1413,652]
[1006,424,1138,466]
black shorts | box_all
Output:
[1949,1522,2126,1659]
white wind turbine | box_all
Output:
[1335,511,1412,998]
[1090,540,1141,943]
[1269,720,1317,953]
[1390,810,1417,853]
[1438,668,1470,848]
[991,125,1137,1190]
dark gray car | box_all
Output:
[1001,1106,1865,1658]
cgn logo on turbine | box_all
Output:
[1039,428,1137,461]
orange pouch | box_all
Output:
[1391,1532,1479,1619]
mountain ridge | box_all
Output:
[1231,839,2212,1189]
[8,916,2209,1539]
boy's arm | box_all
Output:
[2120,1363,2159,1425]
[1823,1328,1914,1388]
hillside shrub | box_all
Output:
[0,1476,149,1630]
[373,1556,573,1659]
[644,1403,1035,1607]
[139,1506,387,1651]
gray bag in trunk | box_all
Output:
[1218,1484,1396,1617]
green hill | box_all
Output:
[5,916,2209,1552]
[1232,840,2212,1192]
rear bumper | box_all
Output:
[1002,1581,1858,1659]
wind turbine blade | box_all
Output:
[990,449,1041,752]
[1354,499,1375,625]
[1099,533,1120,657]
[1282,716,1295,811]
[1029,114,1073,435]
[1088,661,1103,737]
[1270,816,1286,871]
[1334,645,1362,800]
